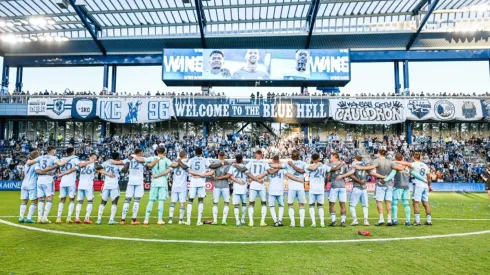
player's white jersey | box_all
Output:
[246,160,268,191]
[228,165,248,195]
[411,161,429,188]
[172,160,189,193]
[268,168,286,196]
[187,156,211,187]
[284,160,306,191]
[21,163,38,190]
[60,156,80,187]
[307,164,331,195]
[35,155,58,185]
[101,160,124,189]
[78,163,95,190]
[125,158,146,185]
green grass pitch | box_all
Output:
[0,191,489,274]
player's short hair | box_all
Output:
[89,153,97,157]
[218,151,225,157]
[30,150,39,159]
[235,154,243,163]
[112,152,120,160]
[311,153,320,161]
[379,149,387,156]
[355,155,362,161]
[95,165,104,171]
[179,151,186,158]
[272,155,279,161]
[331,152,339,160]
[210,50,224,58]
[47,146,56,153]
[134,148,142,155]
[66,147,74,155]
[291,150,300,160]
[255,150,262,155]
[413,152,421,160]
[195,147,203,156]
[395,153,403,161]
[157,146,166,154]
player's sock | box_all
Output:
[38,201,45,219]
[260,204,266,223]
[330,212,336,223]
[387,214,392,223]
[288,206,295,224]
[76,202,82,220]
[19,202,27,219]
[270,206,278,223]
[248,206,254,224]
[299,206,305,226]
[110,205,117,221]
[350,206,357,220]
[169,203,175,220]
[392,201,398,221]
[156,200,163,222]
[378,214,384,222]
[278,206,284,221]
[43,200,52,219]
[145,200,154,221]
[121,201,130,221]
[179,206,185,221]
[97,204,105,221]
[362,207,369,220]
[402,200,411,222]
[85,202,93,220]
[212,203,218,223]
[241,203,247,222]
[223,205,229,222]
[27,203,36,220]
[318,207,325,225]
[234,206,240,223]
[132,199,141,221]
[415,213,421,223]
[186,202,192,224]
[341,214,346,223]
[197,201,204,223]
[309,205,316,223]
[67,201,75,219]
[427,214,432,223]
[57,202,64,219]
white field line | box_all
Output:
[1,219,489,245]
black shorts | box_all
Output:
[486,181,490,191]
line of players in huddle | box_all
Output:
[18,145,433,228]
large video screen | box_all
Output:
[162,49,350,85]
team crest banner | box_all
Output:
[96,98,173,124]
[407,99,482,121]
[71,98,97,120]
[27,98,72,119]
[329,99,406,124]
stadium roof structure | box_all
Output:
[0,0,489,56]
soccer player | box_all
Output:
[231,49,270,80]
[325,153,349,227]
[202,50,231,79]
[282,49,311,80]
[266,156,286,227]
[186,147,213,226]
[482,168,490,207]
[142,146,172,225]
[307,153,344,227]
[167,151,190,225]
[246,150,269,227]
[270,150,307,227]
[56,148,80,224]
[75,153,98,224]
[19,150,53,223]
[95,152,123,225]
[208,151,232,225]
[227,154,249,226]
[35,146,66,224]
[396,152,432,226]
[356,149,404,226]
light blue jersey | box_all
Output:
[35,155,58,185]
[102,160,124,189]
[21,163,38,190]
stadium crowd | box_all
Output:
[1,131,488,184]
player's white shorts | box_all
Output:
[189,186,206,199]
[249,189,266,202]
[59,186,76,199]
[171,190,188,203]
[329,188,347,203]
[101,188,120,201]
[309,192,325,205]
[77,189,94,201]
[213,188,230,203]
[232,193,247,205]
[21,188,37,200]
[413,187,429,202]
[268,194,284,207]
[287,189,306,204]
[126,185,144,198]
[350,188,368,207]
[37,183,54,198]
[374,185,393,202]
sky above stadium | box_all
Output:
[1,57,488,96]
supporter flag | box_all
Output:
[72,98,97,120]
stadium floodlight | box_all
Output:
[30,36,38,42]
[38,35,46,41]
[23,37,31,43]
[61,36,69,42]
[54,36,62,42]
[45,36,54,42]
[0,21,5,27]
[16,37,24,43]
[47,19,56,25]
[6,21,14,27]
[29,18,47,26]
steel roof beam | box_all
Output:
[194,0,207,48]
[406,0,439,50]
[412,0,430,15]
[305,0,321,49]
[69,0,106,55]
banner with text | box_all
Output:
[173,97,329,122]
[71,98,97,120]
[330,99,406,124]
[96,98,173,124]
[407,99,483,121]
[27,98,73,119]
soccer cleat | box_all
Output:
[196,222,203,226]
[392,220,399,226]
[300,224,305,228]
[144,220,149,225]
[108,220,118,225]
[290,223,296,228]
[236,221,241,227]
[66,219,74,224]
[157,221,165,225]
[350,220,359,226]
[95,219,102,225]
[320,223,325,228]
[329,221,336,227]
[131,221,140,225]
[386,222,393,226]
[18,218,24,223]
[240,219,245,224]
[278,221,284,227]
[364,220,370,226]
[168,219,173,225]
[273,222,279,227]
[341,222,346,227]
[413,222,422,226]
[221,221,228,226]
[56,218,63,224]
[310,223,317,228]
[25,219,35,224]
[211,221,218,225]
[424,221,432,226]
[178,220,185,225]
[119,221,126,225]
[37,219,43,224]
[248,221,254,227]
[375,221,385,226]
[405,221,411,226]
[260,221,267,227]
[75,219,81,224]
[83,219,93,224]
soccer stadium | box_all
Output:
[1,0,490,274]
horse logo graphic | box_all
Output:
[125,100,142,123]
